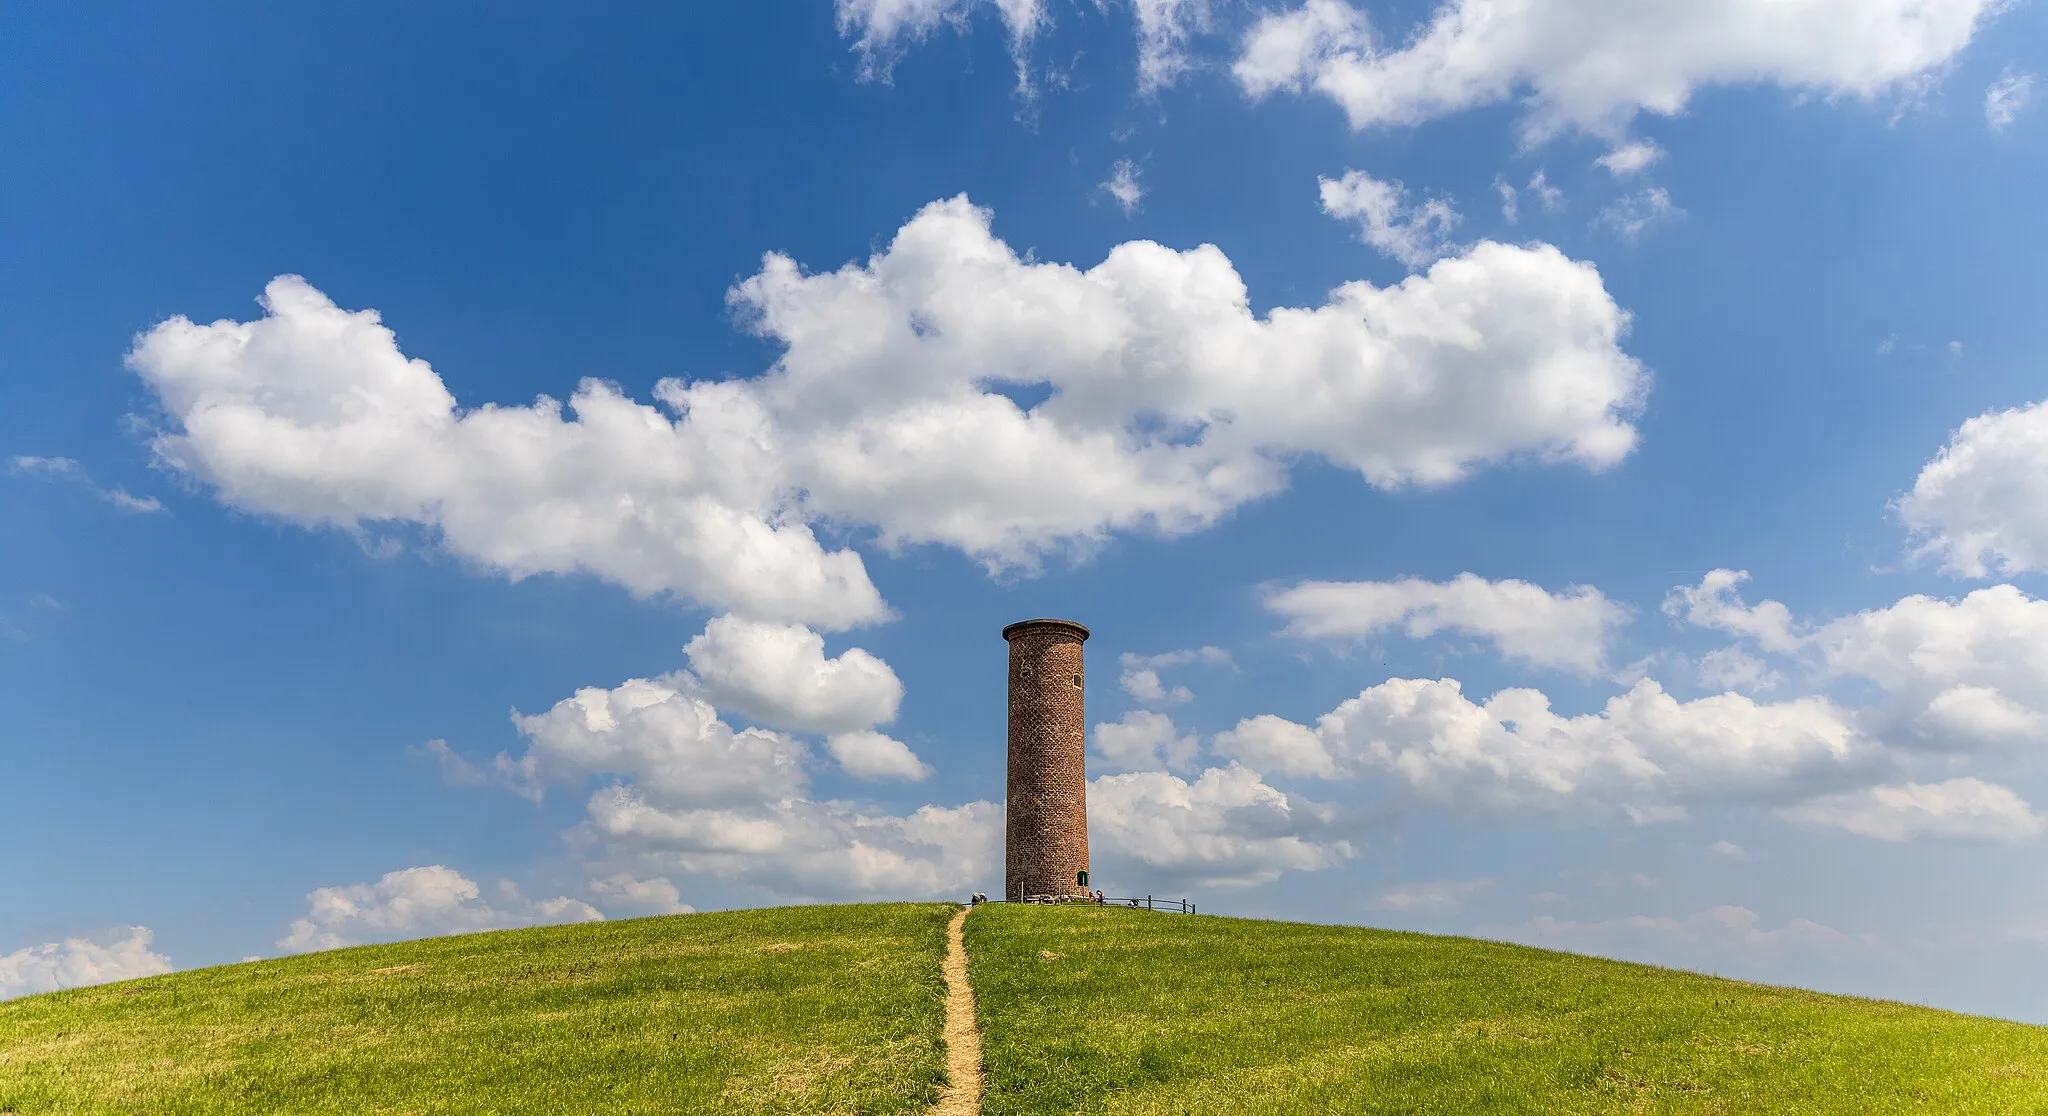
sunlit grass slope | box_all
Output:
[966,905,2048,1115]
[0,903,952,1116]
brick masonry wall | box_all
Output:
[1004,619,1090,901]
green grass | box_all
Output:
[13,902,2048,1114]
[965,905,2048,1115]
[0,903,954,1116]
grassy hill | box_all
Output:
[967,905,2048,1114]
[6,902,2048,1114]
[0,904,953,1115]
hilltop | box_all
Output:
[5,903,2046,1114]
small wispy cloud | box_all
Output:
[1695,646,1781,693]
[1986,70,2034,132]
[1101,159,1144,215]
[8,455,83,478]
[103,490,164,514]
[1595,140,1664,177]
[1119,646,1231,704]
[8,455,165,514]
[1372,878,1495,915]
[1595,187,1681,240]
[1493,169,1563,224]
[1320,169,1461,268]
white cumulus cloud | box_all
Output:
[1211,713,1331,776]
[440,671,979,899]
[587,873,694,917]
[1780,778,2045,842]
[1898,398,2048,579]
[824,729,935,782]
[1666,574,2048,756]
[1662,570,1802,653]
[1092,709,1200,771]
[0,928,173,1000]
[1212,676,1880,817]
[1233,0,1999,140]
[440,614,928,787]
[683,614,903,735]
[1088,764,1355,887]
[131,200,1647,613]
[731,196,1647,555]
[504,677,810,807]
[1120,667,1187,705]
[278,866,602,953]
[127,277,886,630]
[1268,572,1631,674]
[1811,585,2048,752]
[586,788,1001,900]
[465,659,1350,898]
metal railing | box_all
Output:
[1108,894,1196,915]
[1006,893,1196,915]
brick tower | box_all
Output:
[1003,618,1091,902]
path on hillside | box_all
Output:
[929,906,982,1115]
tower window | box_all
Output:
[1071,674,1082,688]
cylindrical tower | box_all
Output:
[1003,618,1091,902]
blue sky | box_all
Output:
[5,0,2048,1020]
